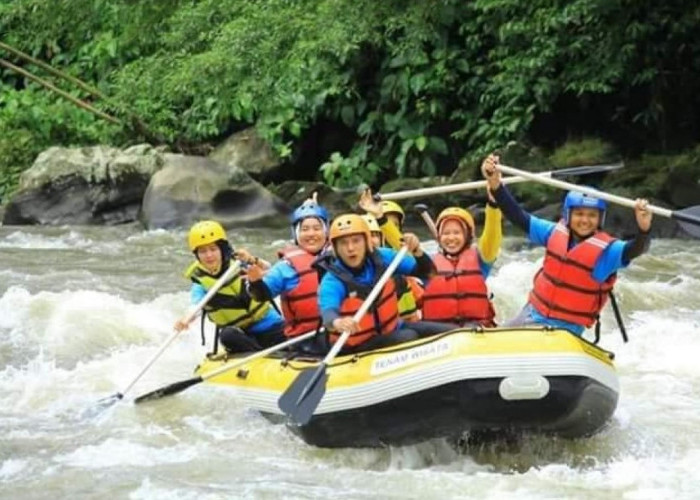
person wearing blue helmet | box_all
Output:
[247,193,331,342]
[482,153,653,336]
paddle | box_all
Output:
[133,330,318,403]
[278,246,410,425]
[379,163,623,201]
[414,203,438,239]
[95,261,242,409]
[497,164,700,238]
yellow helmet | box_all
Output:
[380,200,405,224]
[329,213,371,245]
[188,220,227,251]
[361,214,381,233]
[436,207,475,236]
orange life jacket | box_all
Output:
[320,252,400,347]
[422,248,496,326]
[277,246,322,337]
[529,221,617,327]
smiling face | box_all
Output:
[568,208,601,238]
[334,234,368,269]
[195,242,222,274]
[297,217,326,254]
[439,219,469,255]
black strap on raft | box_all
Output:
[593,291,628,344]
[199,313,220,356]
[608,290,628,343]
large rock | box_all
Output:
[2,144,162,225]
[208,128,282,183]
[140,154,289,229]
[376,176,488,225]
[267,181,356,216]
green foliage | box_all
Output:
[0,127,37,202]
[0,83,122,198]
[1,0,699,193]
[549,138,618,167]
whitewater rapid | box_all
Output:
[1,225,699,499]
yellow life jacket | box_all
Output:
[184,260,269,329]
[395,275,423,322]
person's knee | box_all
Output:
[393,328,419,343]
[219,326,262,353]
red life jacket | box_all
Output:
[529,221,617,327]
[321,252,399,347]
[277,246,322,337]
[422,248,496,326]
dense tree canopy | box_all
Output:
[1,0,699,198]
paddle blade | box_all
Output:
[673,205,700,238]
[81,392,123,418]
[278,366,328,426]
[134,376,203,404]
[549,163,623,178]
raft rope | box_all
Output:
[200,314,221,356]
[608,291,628,343]
[593,291,628,344]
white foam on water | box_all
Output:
[0,230,93,249]
[0,458,29,480]
[53,438,199,468]
[1,229,699,499]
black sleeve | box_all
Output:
[206,289,252,310]
[412,253,436,281]
[247,279,272,302]
[493,183,531,232]
[622,230,651,264]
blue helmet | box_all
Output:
[291,202,329,243]
[563,190,607,226]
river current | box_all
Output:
[1,224,699,499]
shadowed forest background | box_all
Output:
[1,0,699,204]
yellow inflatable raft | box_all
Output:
[195,327,618,448]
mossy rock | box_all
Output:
[549,138,619,167]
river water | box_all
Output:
[1,224,699,499]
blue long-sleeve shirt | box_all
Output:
[492,184,639,335]
[318,247,421,330]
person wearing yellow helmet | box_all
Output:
[360,210,426,323]
[380,200,405,228]
[362,214,384,248]
[421,203,501,328]
[359,190,405,249]
[174,220,286,354]
[314,213,447,353]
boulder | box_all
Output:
[375,176,491,225]
[140,154,289,229]
[662,161,700,208]
[2,144,162,225]
[267,181,357,216]
[208,128,283,183]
